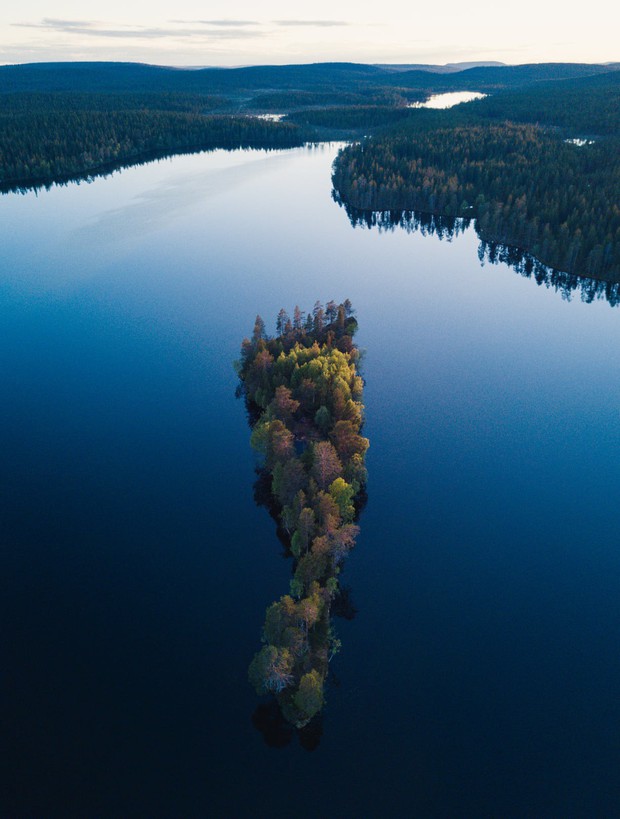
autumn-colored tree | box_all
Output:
[297,592,321,631]
[238,300,367,727]
[330,420,369,460]
[312,301,325,336]
[329,523,360,563]
[248,646,294,694]
[311,441,343,490]
[314,491,342,534]
[270,385,300,424]
[265,420,295,467]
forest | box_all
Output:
[2,60,615,95]
[287,105,416,130]
[332,69,620,281]
[236,301,368,728]
[2,60,619,277]
[466,70,620,136]
[333,123,620,278]
[0,104,305,190]
[2,60,619,189]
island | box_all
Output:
[236,301,368,727]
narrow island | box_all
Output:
[236,301,368,728]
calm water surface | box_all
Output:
[409,90,487,108]
[2,145,620,817]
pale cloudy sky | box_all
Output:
[1,0,618,66]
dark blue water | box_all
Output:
[2,145,620,817]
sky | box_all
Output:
[1,0,618,67]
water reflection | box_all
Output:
[334,198,620,306]
[0,149,201,196]
[0,143,296,197]
[478,240,620,305]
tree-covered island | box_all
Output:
[236,301,368,728]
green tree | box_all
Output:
[314,405,332,433]
[329,477,355,522]
[293,670,325,721]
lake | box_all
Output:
[2,144,620,818]
[408,90,487,108]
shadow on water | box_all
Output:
[334,197,620,307]
[251,702,325,751]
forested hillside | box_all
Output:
[2,60,619,191]
[468,71,620,135]
[332,68,620,280]
[333,124,620,278]
[1,60,615,95]
[2,58,619,274]
[0,108,304,190]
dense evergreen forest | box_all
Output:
[0,91,227,115]
[287,105,416,130]
[243,88,424,112]
[0,102,305,190]
[467,71,620,136]
[1,60,619,193]
[332,67,620,280]
[237,301,368,728]
[333,123,620,278]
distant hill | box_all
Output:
[1,60,617,97]
[445,61,507,71]
[0,61,384,95]
[378,63,619,91]
[375,61,506,74]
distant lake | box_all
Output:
[2,144,620,817]
[409,90,488,108]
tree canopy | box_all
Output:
[237,301,367,728]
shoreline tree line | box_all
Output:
[331,75,620,281]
